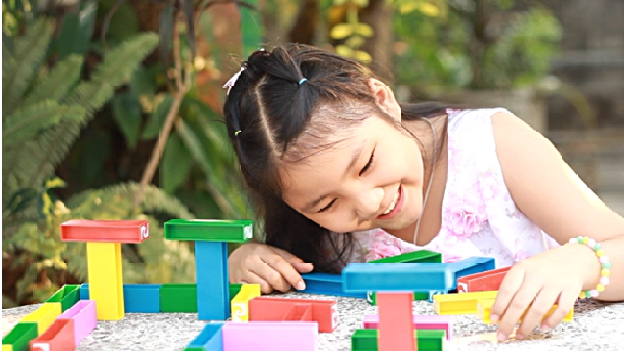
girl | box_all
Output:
[222,44,624,341]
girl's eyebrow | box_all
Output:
[302,139,367,212]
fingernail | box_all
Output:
[516,334,525,340]
[490,315,499,324]
[296,281,306,291]
[497,332,507,341]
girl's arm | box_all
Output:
[492,110,624,301]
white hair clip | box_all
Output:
[223,66,246,95]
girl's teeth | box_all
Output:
[382,191,400,215]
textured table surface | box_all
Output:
[2,292,623,351]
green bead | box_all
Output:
[577,236,584,244]
[602,263,612,269]
[585,290,592,298]
[594,243,602,251]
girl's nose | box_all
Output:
[355,187,384,219]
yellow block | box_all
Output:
[477,298,574,324]
[2,344,13,351]
[231,284,261,322]
[433,291,498,315]
[87,242,124,320]
[19,302,61,335]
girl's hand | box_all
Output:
[228,243,314,294]
[490,243,599,341]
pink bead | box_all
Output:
[590,290,599,298]
[600,277,610,285]
[600,256,609,264]
[569,238,577,244]
[587,238,596,248]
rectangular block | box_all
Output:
[433,291,498,315]
[86,242,124,320]
[45,284,80,312]
[457,266,511,293]
[60,219,149,243]
[222,321,318,351]
[20,302,62,335]
[368,249,442,264]
[367,290,430,305]
[57,300,97,347]
[160,284,198,313]
[448,257,496,290]
[30,318,75,351]
[282,304,313,321]
[249,297,337,333]
[229,283,243,301]
[1,323,38,351]
[164,219,253,243]
[351,329,445,351]
[476,298,574,324]
[124,284,161,313]
[196,242,230,320]
[184,323,224,351]
[362,314,453,340]
[2,344,12,351]
[231,284,261,321]
[377,292,415,351]
[300,272,367,298]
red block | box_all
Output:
[457,266,511,293]
[60,219,149,244]
[30,318,75,351]
[248,297,337,333]
[283,304,313,321]
[377,292,415,351]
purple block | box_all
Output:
[222,321,318,351]
[57,300,98,346]
[362,314,453,340]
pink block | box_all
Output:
[222,321,318,351]
[363,314,453,340]
[57,300,98,346]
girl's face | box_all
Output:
[280,114,426,235]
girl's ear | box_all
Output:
[367,78,401,121]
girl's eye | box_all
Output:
[359,149,375,176]
[318,199,336,213]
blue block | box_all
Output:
[79,283,162,313]
[185,322,224,351]
[342,257,496,292]
[195,241,230,320]
[428,290,447,303]
[300,272,367,299]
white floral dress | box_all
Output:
[340,108,561,267]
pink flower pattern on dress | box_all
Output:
[444,199,487,238]
[366,229,403,261]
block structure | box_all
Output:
[164,219,252,321]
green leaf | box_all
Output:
[55,1,98,60]
[142,94,173,139]
[22,55,84,107]
[112,91,142,150]
[78,129,111,184]
[2,18,54,116]
[180,0,196,58]
[241,0,263,58]
[161,132,193,193]
[129,64,158,98]
[158,2,174,70]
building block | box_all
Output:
[86,242,124,320]
[57,300,98,347]
[30,318,75,351]
[124,284,161,313]
[164,219,253,243]
[351,329,445,351]
[1,323,38,351]
[300,272,367,298]
[231,284,261,321]
[433,291,498,315]
[377,292,416,351]
[160,284,198,313]
[19,302,62,335]
[229,283,243,301]
[60,219,149,243]
[366,290,429,305]
[446,257,496,290]
[249,297,338,333]
[457,266,511,293]
[2,344,12,351]
[476,298,574,324]
[362,314,453,340]
[283,304,313,321]
[195,241,230,320]
[184,323,224,351]
[368,249,442,264]
[222,321,318,351]
[45,284,80,312]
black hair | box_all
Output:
[223,43,448,272]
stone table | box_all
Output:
[3,292,623,351]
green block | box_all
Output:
[366,291,429,305]
[183,348,205,351]
[164,219,253,243]
[45,284,80,312]
[160,283,244,313]
[351,329,445,351]
[368,250,442,264]
[2,322,38,351]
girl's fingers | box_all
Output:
[516,288,561,339]
[490,266,526,325]
[541,289,578,330]
[260,252,305,291]
[254,260,292,293]
[243,269,273,294]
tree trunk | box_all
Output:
[288,0,320,45]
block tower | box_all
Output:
[164,219,253,321]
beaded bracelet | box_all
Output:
[567,236,612,299]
